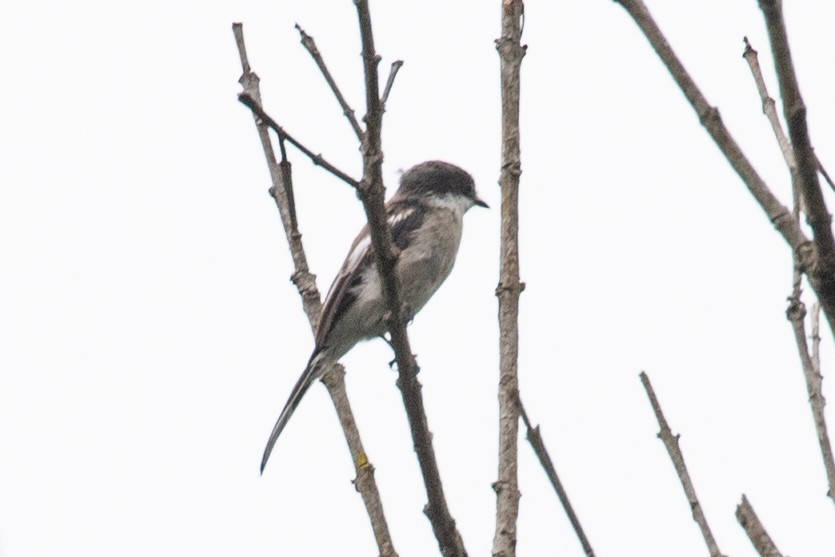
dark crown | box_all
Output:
[397,161,478,200]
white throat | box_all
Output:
[423,193,474,217]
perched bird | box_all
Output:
[261,160,487,473]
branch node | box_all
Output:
[494,281,525,296]
[237,92,360,188]
[640,371,725,556]
[518,397,596,556]
[758,0,835,340]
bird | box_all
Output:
[260,160,487,473]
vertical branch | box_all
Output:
[759,0,835,338]
[351,3,467,556]
[735,495,786,557]
[232,23,397,557]
[639,372,727,557]
[493,2,525,557]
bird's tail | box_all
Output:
[260,353,325,474]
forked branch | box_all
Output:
[743,30,835,507]
[613,0,806,252]
[758,0,835,339]
[236,93,360,188]
[786,282,835,504]
[232,22,397,557]
[350,2,468,556]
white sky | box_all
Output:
[2,1,835,556]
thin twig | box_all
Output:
[351,3,467,556]
[786,280,835,504]
[759,0,835,339]
[237,92,360,188]
[742,37,796,172]
[816,154,835,193]
[639,372,727,557]
[519,401,595,557]
[741,36,805,224]
[740,33,835,266]
[780,86,835,504]
[735,495,785,557]
[614,0,835,336]
[381,60,404,106]
[233,24,320,324]
[232,23,397,557]
[616,0,835,344]
[492,2,525,557]
[295,23,364,142]
[618,0,835,342]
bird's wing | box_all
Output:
[314,199,424,350]
[261,199,427,472]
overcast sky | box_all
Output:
[2,1,835,556]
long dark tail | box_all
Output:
[260,353,323,474]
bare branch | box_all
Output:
[237,92,360,188]
[783,145,835,505]
[759,0,835,337]
[741,36,808,224]
[233,24,319,323]
[232,23,397,557]
[734,45,832,201]
[742,37,796,173]
[351,3,467,556]
[618,0,835,339]
[381,60,404,106]
[617,0,835,341]
[233,23,253,76]
[519,401,595,557]
[295,23,364,142]
[492,2,525,557]
[613,0,806,252]
[320,365,397,557]
[639,372,727,557]
[735,495,785,557]
[786,282,835,504]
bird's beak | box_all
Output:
[474,197,489,209]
